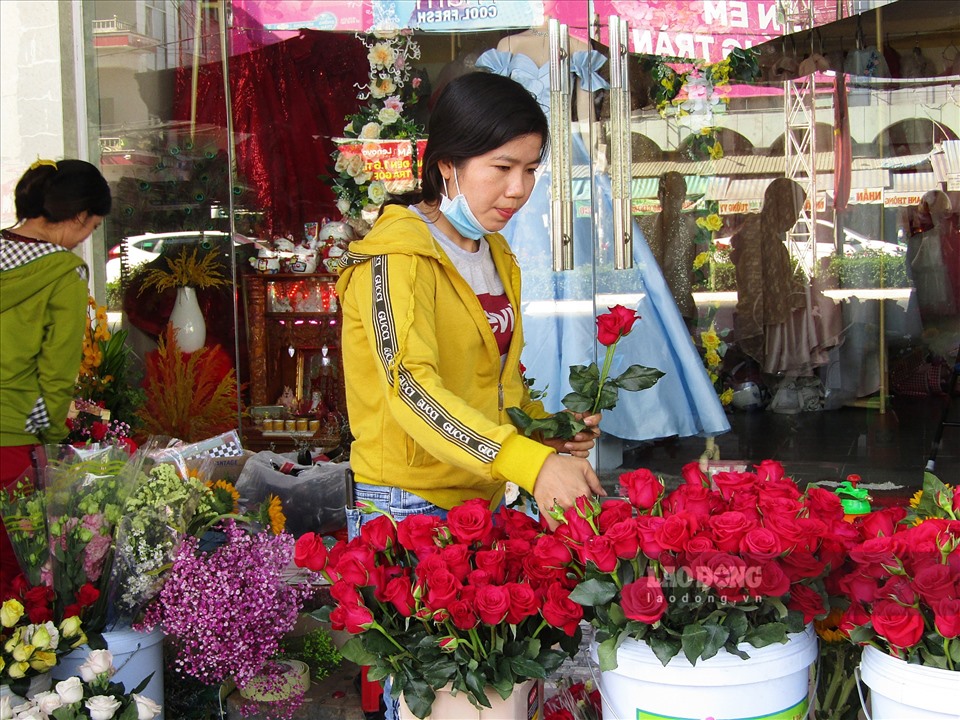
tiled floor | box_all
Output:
[605,390,959,497]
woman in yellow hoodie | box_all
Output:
[338,72,603,539]
[0,158,111,597]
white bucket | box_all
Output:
[592,624,818,720]
[859,645,960,720]
[53,625,165,718]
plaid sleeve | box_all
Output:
[25,396,52,434]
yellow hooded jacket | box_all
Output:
[336,205,554,509]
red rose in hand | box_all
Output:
[542,584,583,636]
[872,599,926,649]
[596,304,639,346]
[620,576,667,624]
[933,598,960,638]
[787,583,825,623]
[505,583,539,624]
[75,582,100,608]
[447,498,494,544]
[294,532,328,572]
[619,469,663,510]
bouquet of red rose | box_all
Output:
[553,459,857,670]
[508,304,663,440]
[294,500,585,719]
[837,471,960,670]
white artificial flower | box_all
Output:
[367,42,396,69]
[367,181,387,205]
[361,204,381,226]
[344,154,366,178]
[359,122,382,140]
[85,695,122,720]
[336,198,353,216]
[0,696,11,720]
[377,107,400,125]
[78,649,114,683]
[55,676,84,704]
[131,694,162,720]
[503,481,520,506]
[31,691,62,714]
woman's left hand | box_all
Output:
[541,412,601,458]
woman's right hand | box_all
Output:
[532,454,605,529]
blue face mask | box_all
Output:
[439,169,495,240]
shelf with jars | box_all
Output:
[242,273,345,451]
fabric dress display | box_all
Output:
[476,48,730,442]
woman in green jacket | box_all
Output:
[338,72,603,540]
[0,158,111,597]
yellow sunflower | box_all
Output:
[266,495,286,535]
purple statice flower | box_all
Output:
[138,520,313,688]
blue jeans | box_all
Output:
[345,483,447,720]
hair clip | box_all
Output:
[30,157,58,171]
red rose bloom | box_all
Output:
[596,304,639,346]
[75,582,100,608]
[712,471,758,500]
[739,527,782,562]
[474,548,507,584]
[542,585,583,636]
[294,532,328,572]
[441,544,473,582]
[423,568,461,610]
[336,545,377,586]
[360,515,398,552]
[680,461,708,487]
[708,511,756,553]
[620,576,667,624]
[531,535,573,569]
[382,576,415,617]
[754,460,786,481]
[583,535,619,573]
[857,506,907,540]
[604,519,640,560]
[341,603,374,634]
[448,599,478,630]
[619,469,663,510]
[787,583,825,623]
[504,583,539,625]
[933,598,960,638]
[753,561,791,598]
[474,584,511,624]
[447,498,494,545]
[396,514,443,555]
[597,499,633,533]
[871,599,926,649]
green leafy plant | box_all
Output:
[508,305,663,440]
[278,628,343,682]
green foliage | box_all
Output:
[823,250,909,288]
[278,628,343,682]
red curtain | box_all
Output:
[173,31,368,238]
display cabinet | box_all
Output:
[242,273,345,450]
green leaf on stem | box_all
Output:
[569,578,619,606]
[401,677,436,720]
[649,634,682,666]
[744,622,787,647]
[465,668,491,707]
[597,635,621,671]
[611,365,665,392]
[339,636,378,666]
[567,363,600,397]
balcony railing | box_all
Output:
[93,17,134,34]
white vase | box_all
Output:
[0,672,53,706]
[859,644,959,719]
[591,624,818,720]
[169,285,206,352]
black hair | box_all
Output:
[388,72,548,209]
[14,159,112,223]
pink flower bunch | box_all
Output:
[554,460,858,668]
[138,520,314,688]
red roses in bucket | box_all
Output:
[294,501,586,719]
[837,472,960,670]
[553,460,856,669]
[508,304,664,440]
